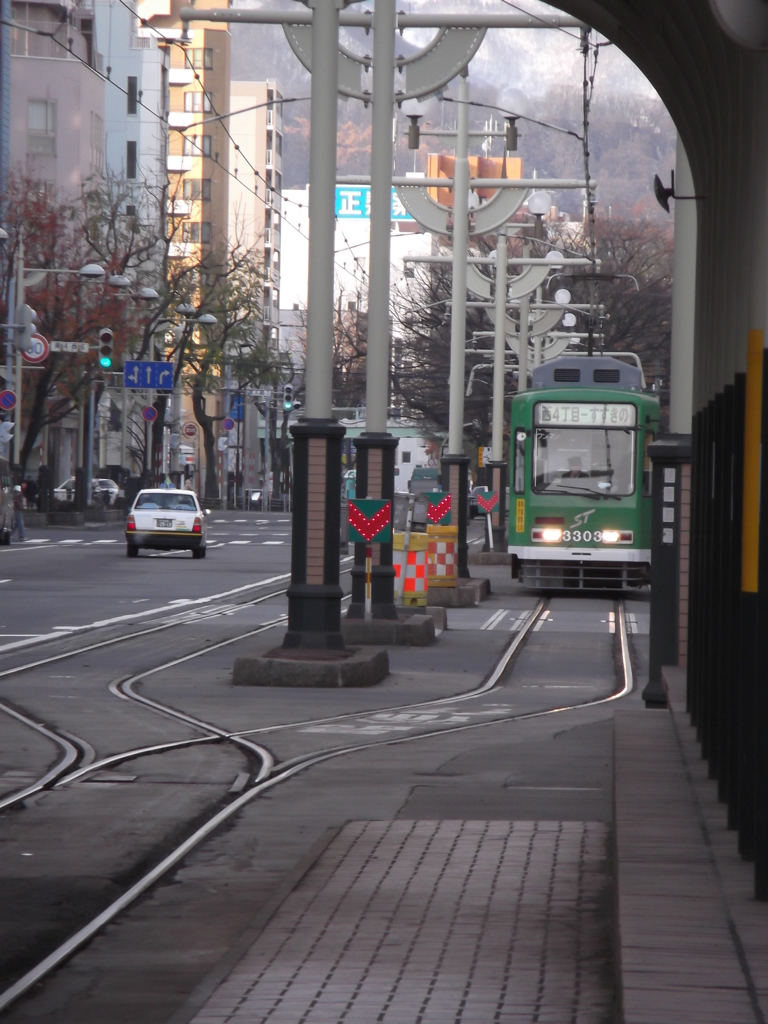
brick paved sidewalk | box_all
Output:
[189,820,613,1024]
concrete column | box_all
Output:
[669,136,696,434]
[365,0,395,436]
[447,72,470,456]
[491,228,506,463]
[443,72,471,578]
[489,227,509,552]
[284,0,346,650]
[517,244,530,392]
[348,0,399,621]
[303,0,341,421]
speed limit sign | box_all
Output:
[22,333,50,364]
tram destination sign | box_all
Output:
[535,402,636,427]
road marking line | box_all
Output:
[479,609,507,630]
[262,541,284,545]
[58,540,83,544]
[0,579,10,584]
[228,540,251,545]
[92,539,117,544]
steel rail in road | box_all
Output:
[0,567,355,809]
[0,590,291,809]
[0,596,634,1014]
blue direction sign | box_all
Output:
[124,360,174,391]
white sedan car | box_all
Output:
[125,489,207,558]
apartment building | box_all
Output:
[94,0,169,197]
[228,80,283,342]
[137,0,230,260]
[9,0,106,194]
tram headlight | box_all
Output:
[542,527,562,543]
[532,526,563,543]
[601,530,633,544]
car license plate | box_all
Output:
[156,518,173,528]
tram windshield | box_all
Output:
[533,427,636,497]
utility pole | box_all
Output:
[13,238,23,468]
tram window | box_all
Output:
[643,432,654,496]
[533,427,636,496]
[514,430,526,493]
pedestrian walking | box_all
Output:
[25,476,38,511]
[10,485,25,542]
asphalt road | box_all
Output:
[0,512,294,648]
[0,517,650,1022]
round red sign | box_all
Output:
[22,333,50,364]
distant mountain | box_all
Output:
[229,0,675,217]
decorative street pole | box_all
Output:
[488,226,508,551]
[284,0,346,649]
[443,71,472,578]
[348,0,399,622]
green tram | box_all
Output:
[508,355,660,589]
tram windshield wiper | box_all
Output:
[546,483,622,500]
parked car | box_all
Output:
[125,489,208,558]
[54,477,121,506]
[0,458,13,545]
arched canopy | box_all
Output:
[546,0,768,409]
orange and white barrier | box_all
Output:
[394,530,430,606]
[427,525,457,588]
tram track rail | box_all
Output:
[0,593,635,1014]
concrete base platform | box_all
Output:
[427,578,491,607]
[232,646,389,688]
[468,551,512,565]
[341,614,435,646]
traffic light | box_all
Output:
[15,304,35,353]
[283,383,294,412]
[98,328,114,368]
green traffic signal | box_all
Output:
[98,327,114,370]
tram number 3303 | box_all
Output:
[562,530,600,542]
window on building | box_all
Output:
[274,171,282,192]
[183,91,212,113]
[191,48,213,69]
[182,179,211,201]
[27,100,56,155]
[266,130,273,151]
[126,140,137,179]
[402,451,411,463]
[127,76,138,115]
[276,133,282,157]
[347,300,357,312]
[202,135,212,157]
[183,135,197,156]
[181,222,211,246]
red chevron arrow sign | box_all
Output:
[348,499,392,544]
[425,492,452,525]
[476,490,499,513]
